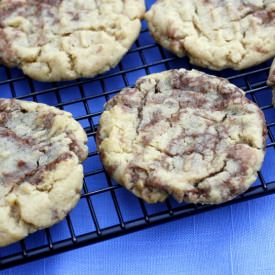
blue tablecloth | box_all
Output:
[3,194,275,275]
[1,0,275,274]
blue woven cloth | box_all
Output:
[3,194,275,275]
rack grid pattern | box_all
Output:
[1,2,275,270]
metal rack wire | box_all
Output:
[1,9,275,270]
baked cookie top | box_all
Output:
[0,99,88,247]
[145,0,275,70]
[0,0,145,81]
[267,59,275,105]
[268,59,275,86]
[97,69,266,204]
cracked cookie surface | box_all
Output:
[268,59,275,106]
[97,69,266,204]
[0,0,145,81]
[0,99,88,247]
[145,0,275,70]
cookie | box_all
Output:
[0,0,145,81]
[145,0,275,70]
[0,99,88,247]
[97,69,266,204]
[267,59,275,106]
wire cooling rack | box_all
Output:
[1,0,275,270]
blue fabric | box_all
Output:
[3,195,275,275]
[1,1,275,274]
